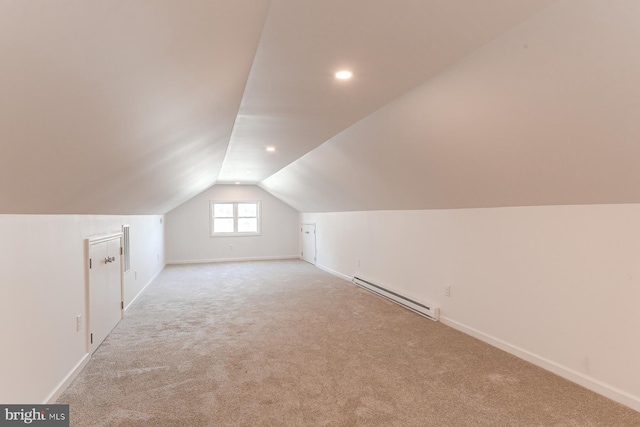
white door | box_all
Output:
[89,240,109,353]
[88,235,123,353]
[105,238,123,332]
[301,223,316,265]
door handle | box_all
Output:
[104,256,116,263]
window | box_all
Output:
[210,201,261,236]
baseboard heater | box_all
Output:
[352,276,439,321]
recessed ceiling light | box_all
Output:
[266,147,276,152]
[335,70,353,80]
[235,182,240,185]
[245,170,252,174]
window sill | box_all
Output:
[210,232,262,238]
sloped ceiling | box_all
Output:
[263,0,640,212]
[0,0,269,214]
[217,0,556,184]
[7,1,638,215]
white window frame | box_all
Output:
[210,200,261,237]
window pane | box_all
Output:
[238,218,257,233]
[237,203,257,218]
[214,203,233,218]
[213,218,234,233]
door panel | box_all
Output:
[89,236,123,353]
[89,241,109,353]
[301,224,316,265]
[106,238,123,334]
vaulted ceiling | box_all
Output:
[3,0,639,214]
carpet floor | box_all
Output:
[58,260,640,426]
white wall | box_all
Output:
[0,214,165,404]
[166,185,299,263]
[302,204,640,411]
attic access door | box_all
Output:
[301,223,316,265]
[87,233,123,354]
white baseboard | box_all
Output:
[44,353,90,404]
[46,265,165,403]
[315,263,352,282]
[269,260,640,412]
[167,256,299,265]
[308,260,640,412]
[124,264,164,311]
[440,316,640,413]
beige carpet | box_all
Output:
[58,260,640,426]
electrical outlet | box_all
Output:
[135,271,137,280]
[445,285,451,297]
[357,259,360,267]
[76,314,82,332]
[229,244,233,250]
